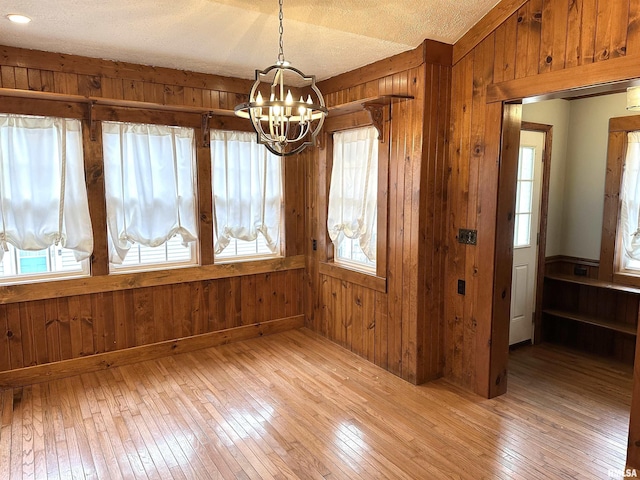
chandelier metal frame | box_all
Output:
[234,0,327,156]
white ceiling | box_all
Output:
[0,0,499,81]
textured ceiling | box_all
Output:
[0,0,499,81]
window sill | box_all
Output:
[318,261,386,293]
[0,255,305,305]
[214,254,281,265]
[612,272,640,290]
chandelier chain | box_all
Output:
[277,0,285,64]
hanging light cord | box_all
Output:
[277,0,285,65]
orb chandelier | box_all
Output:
[234,0,327,157]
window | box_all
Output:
[619,131,640,272]
[327,126,379,273]
[601,117,640,286]
[116,236,193,268]
[210,130,283,262]
[0,113,93,284]
[514,145,535,248]
[0,244,89,283]
[102,121,198,272]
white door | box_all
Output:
[510,130,545,345]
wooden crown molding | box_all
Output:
[453,0,528,65]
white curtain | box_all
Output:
[0,114,93,261]
[621,131,640,262]
[210,130,282,254]
[327,126,378,261]
[102,121,197,264]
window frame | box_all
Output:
[320,110,389,287]
[600,115,640,286]
[209,128,285,264]
[0,111,93,284]
[101,120,200,274]
[0,244,91,285]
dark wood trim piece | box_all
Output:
[453,0,527,65]
[327,95,414,119]
[543,308,637,336]
[521,122,552,346]
[82,118,110,277]
[610,115,640,132]
[487,54,640,104]
[0,255,305,305]
[547,273,640,295]
[318,262,387,293]
[0,94,87,118]
[0,91,257,135]
[423,39,454,67]
[196,126,214,266]
[376,105,391,278]
[0,315,305,389]
[490,102,522,398]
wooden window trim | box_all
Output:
[600,115,640,287]
[318,261,386,292]
[320,111,389,284]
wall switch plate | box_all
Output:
[458,228,477,245]
[457,279,466,295]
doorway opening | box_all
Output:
[509,125,551,347]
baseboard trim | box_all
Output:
[0,315,305,389]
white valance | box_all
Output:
[210,130,282,254]
[102,121,198,264]
[0,114,93,261]
[327,126,379,262]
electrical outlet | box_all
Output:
[312,239,317,251]
[457,279,466,295]
[574,265,588,276]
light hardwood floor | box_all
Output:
[0,328,633,479]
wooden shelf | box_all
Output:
[545,273,640,295]
[543,308,638,336]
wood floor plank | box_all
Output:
[0,328,634,479]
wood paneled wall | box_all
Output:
[448,0,640,395]
[0,271,303,371]
[0,45,306,375]
[0,46,252,109]
[448,0,640,468]
[305,41,451,384]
